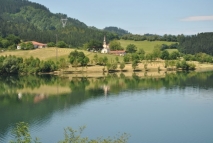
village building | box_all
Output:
[100,36,126,56]
[109,50,126,56]
[101,36,110,53]
[17,41,47,50]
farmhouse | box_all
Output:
[17,41,47,50]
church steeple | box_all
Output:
[101,35,110,53]
[103,35,106,46]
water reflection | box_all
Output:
[1,71,213,142]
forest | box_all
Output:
[178,32,213,55]
[0,0,119,47]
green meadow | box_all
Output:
[118,39,177,53]
[0,40,177,62]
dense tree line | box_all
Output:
[0,34,20,49]
[178,32,213,55]
[0,0,49,14]
[121,33,178,42]
[0,55,58,74]
[103,26,130,36]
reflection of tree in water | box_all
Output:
[69,77,90,92]
[0,75,58,94]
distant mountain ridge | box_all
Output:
[103,26,130,36]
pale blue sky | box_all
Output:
[30,0,213,35]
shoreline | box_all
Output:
[54,61,213,78]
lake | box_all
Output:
[1,71,213,143]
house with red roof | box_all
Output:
[17,41,47,50]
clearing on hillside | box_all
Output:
[118,40,177,53]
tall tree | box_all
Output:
[126,44,137,53]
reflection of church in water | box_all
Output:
[102,84,110,96]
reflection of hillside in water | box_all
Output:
[1,71,213,140]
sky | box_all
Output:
[30,0,213,35]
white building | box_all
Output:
[101,36,110,53]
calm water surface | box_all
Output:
[1,72,213,143]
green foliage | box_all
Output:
[137,48,145,55]
[0,0,119,47]
[10,122,129,143]
[20,56,41,74]
[69,50,90,67]
[119,39,176,54]
[137,49,145,60]
[103,56,108,66]
[93,54,98,65]
[176,60,196,70]
[2,55,22,74]
[126,44,137,53]
[59,125,129,143]
[131,53,140,62]
[20,42,34,50]
[58,58,68,70]
[84,40,103,51]
[160,50,170,60]
[152,45,161,60]
[1,39,10,48]
[119,62,125,71]
[195,53,213,63]
[109,40,123,51]
[115,57,119,63]
[183,54,195,61]
[47,42,55,47]
[10,122,40,143]
[123,54,130,63]
[40,60,57,72]
[178,33,213,55]
[56,41,67,48]
[0,34,20,49]
[145,53,154,61]
[106,61,117,72]
[121,33,177,42]
[0,55,58,74]
[103,26,130,36]
[132,60,138,71]
[169,51,180,60]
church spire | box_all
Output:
[103,35,106,46]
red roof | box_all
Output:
[109,50,126,54]
[31,41,47,46]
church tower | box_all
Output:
[103,35,107,48]
[101,36,110,53]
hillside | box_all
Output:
[0,40,176,62]
[103,27,130,36]
[178,32,213,55]
[0,0,118,47]
[118,40,177,53]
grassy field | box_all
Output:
[0,40,177,62]
[118,39,177,53]
[0,47,124,63]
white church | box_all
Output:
[101,36,110,54]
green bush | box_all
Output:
[10,122,130,143]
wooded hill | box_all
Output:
[0,0,119,47]
[178,32,213,55]
[103,27,130,36]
